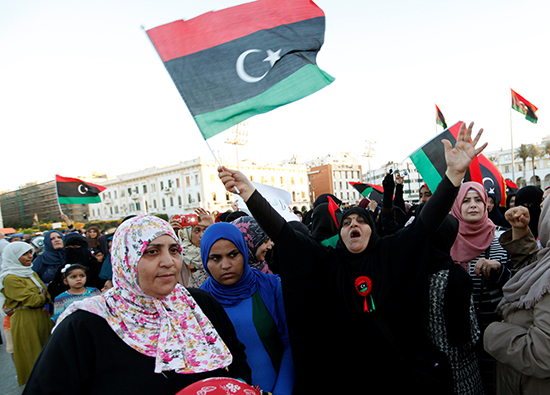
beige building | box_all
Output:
[89,157,311,221]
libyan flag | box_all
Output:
[349,182,384,203]
[511,89,538,124]
[435,104,447,129]
[56,175,107,204]
[409,122,507,206]
[146,0,334,140]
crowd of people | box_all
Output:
[1,122,550,394]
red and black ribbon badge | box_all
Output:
[355,276,376,313]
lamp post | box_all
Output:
[225,122,249,170]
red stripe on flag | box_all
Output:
[146,0,325,62]
[55,175,107,192]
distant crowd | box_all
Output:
[2,124,550,394]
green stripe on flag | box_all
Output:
[361,187,374,198]
[410,149,443,193]
[58,196,102,205]
[195,64,335,139]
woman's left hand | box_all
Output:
[443,122,487,186]
[474,258,501,278]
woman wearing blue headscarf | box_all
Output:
[32,230,65,284]
[200,223,294,395]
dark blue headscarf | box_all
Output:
[200,223,280,320]
[32,230,66,283]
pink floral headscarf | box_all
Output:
[54,215,232,374]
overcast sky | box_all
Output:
[1,0,548,191]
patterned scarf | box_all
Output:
[231,216,272,273]
[54,215,232,374]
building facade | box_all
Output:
[0,181,90,228]
[306,153,363,205]
[89,157,311,221]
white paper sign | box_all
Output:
[235,182,300,222]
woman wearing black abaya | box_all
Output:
[218,123,487,393]
[515,186,543,239]
[47,233,103,299]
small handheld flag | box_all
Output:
[55,175,107,205]
[409,122,506,206]
[511,89,538,124]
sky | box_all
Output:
[1,0,549,191]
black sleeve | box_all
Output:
[187,288,252,384]
[393,184,407,214]
[417,175,459,232]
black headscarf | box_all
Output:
[311,202,343,242]
[313,193,342,208]
[515,186,543,238]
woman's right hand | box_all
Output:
[505,206,531,240]
[218,166,255,202]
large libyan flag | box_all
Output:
[409,122,507,206]
[56,175,107,204]
[146,0,334,140]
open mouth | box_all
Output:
[350,230,361,238]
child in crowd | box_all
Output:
[53,264,100,322]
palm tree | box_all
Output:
[544,140,550,157]
[528,144,542,183]
[516,144,531,184]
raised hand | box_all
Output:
[195,208,214,226]
[218,166,256,202]
[442,122,487,186]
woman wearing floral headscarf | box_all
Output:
[232,216,274,273]
[0,242,53,386]
[24,215,251,395]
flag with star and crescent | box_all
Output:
[55,175,107,205]
[145,0,334,139]
[409,122,506,206]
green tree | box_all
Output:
[528,144,542,181]
[544,140,550,157]
[516,144,531,184]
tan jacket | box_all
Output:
[484,230,550,395]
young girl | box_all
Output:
[53,264,100,322]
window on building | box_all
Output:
[114,206,119,214]
[160,181,164,190]
[162,198,166,208]
[250,175,254,181]
[197,192,201,202]
[226,192,230,201]
[151,184,156,192]
[170,197,174,207]
[291,177,295,185]
[143,185,147,193]
[271,176,275,184]
[212,192,217,201]
[188,194,192,203]
[114,191,117,198]
[176,178,180,188]
[168,179,172,188]
[210,174,215,182]
[110,207,113,215]
[195,174,199,185]
[186,176,190,186]
[153,200,157,209]
[178,196,182,206]
[127,188,132,196]
[136,202,141,211]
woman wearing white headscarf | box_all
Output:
[24,215,250,394]
[0,242,53,386]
